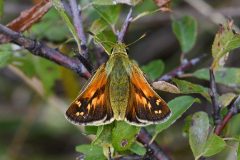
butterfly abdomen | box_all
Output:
[108,55,130,120]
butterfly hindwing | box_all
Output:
[65,65,114,126]
[125,64,171,126]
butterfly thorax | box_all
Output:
[106,50,131,120]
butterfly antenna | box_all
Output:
[126,33,146,47]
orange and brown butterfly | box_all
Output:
[65,43,171,126]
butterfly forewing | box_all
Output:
[125,64,171,126]
[65,65,114,125]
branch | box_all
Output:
[68,0,88,58]
[117,8,133,43]
[0,24,91,79]
[61,0,72,16]
[0,0,52,43]
[214,96,240,135]
[137,128,171,160]
[158,55,205,81]
[209,69,221,125]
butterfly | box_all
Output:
[65,43,171,126]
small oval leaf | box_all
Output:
[152,81,180,93]
[112,121,140,151]
[189,111,209,159]
[172,15,197,53]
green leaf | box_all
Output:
[189,111,209,159]
[12,55,36,77]
[52,1,81,51]
[112,121,140,151]
[30,9,70,41]
[173,78,210,101]
[226,114,240,137]
[202,133,226,157]
[129,142,146,156]
[182,115,192,136]
[93,124,113,145]
[172,15,197,53]
[33,57,60,95]
[192,68,240,87]
[134,0,157,14]
[0,44,13,68]
[12,54,60,95]
[211,22,240,70]
[84,126,98,135]
[90,5,119,52]
[219,93,236,108]
[152,81,180,94]
[90,18,108,35]
[93,5,121,26]
[154,96,199,137]
[76,144,106,160]
[94,30,117,54]
[141,59,165,81]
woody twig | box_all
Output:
[68,0,88,58]
[0,24,91,78]
[158,55,205,82]
[214,96,240,135]
[117,8,133,43]
[209,69,221,126]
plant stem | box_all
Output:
[0,24,91,78]
[214,96,240,135]
[117,8,132,43]
[68,0,88,58]
[137,128,171,160]
[209,69,221,125]
[158,55,205,81]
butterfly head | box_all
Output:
[111,43,128,56]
